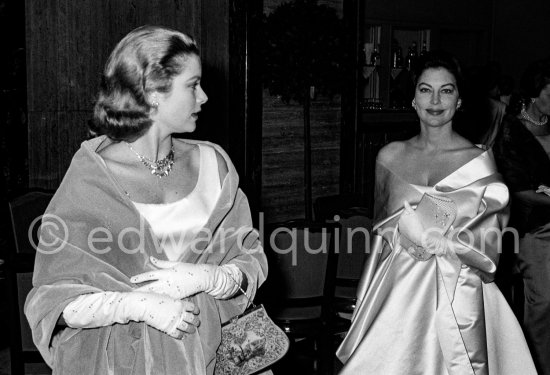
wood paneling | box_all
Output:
[265,0,343,17]
[261,94,340,223]
[262,98,304,222]
[27,111,90,187]
[26,0,204,113]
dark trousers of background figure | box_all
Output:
[518,229,550,375]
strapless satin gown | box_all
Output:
[337,150,536,375]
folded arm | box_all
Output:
[131,257,247,300]
[62,291,200,339]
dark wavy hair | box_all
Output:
[413,50,464,95]
[520,59,550,100]
[90,25,199,141]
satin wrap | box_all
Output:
[336,150,536,375]
[24,136,268,375]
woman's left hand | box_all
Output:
[131,257,218,299]
[398,201,425,245]
[131,256,242,300]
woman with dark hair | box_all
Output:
[493,59,550,375]
[24,25,267,374]
[337,50,535,374]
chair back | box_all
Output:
[314,194,367,223]
[335,215,372,283]
[7,190,54,371]
[9,191,53,255]
[265,220,339,320]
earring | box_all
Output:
[531,98,537,104]
[151,95,159,108]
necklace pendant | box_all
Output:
[126,142,175,178]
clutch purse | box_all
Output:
[399,193,457,261]
[215,280,289,374]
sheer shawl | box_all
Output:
[24,136,268,375]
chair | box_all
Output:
[261,219,340,375]
[313,193,368,223]
[495,229,525,321]
[6,190,53,374]
[314,195,372,318]
[331,214,372,318]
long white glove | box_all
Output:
[130,256,243,300]
[62,291,200,339]
[397,201,425,245]
[398,201,451,256]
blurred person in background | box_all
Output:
[493,58,550,375]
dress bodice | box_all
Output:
[133,144,222,261]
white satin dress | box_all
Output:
[336,150,536,375]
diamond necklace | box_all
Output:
[125,141,175,178]
[521,107,548,126]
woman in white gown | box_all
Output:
[336,50,536,375]
[25,26,267,374]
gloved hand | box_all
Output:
[131,256,243,300]
[398,201,450,257]
[536,184,550,196]
[63,291,200,339]
[397,201,425,246]
[421,231,450,256]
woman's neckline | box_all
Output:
[519,116,550,136]
[380,148,488,188]
[132,143,202,206]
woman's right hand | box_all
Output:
[123,292,200,339]
[62,291,200,339]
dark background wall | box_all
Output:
[493,0,550,85]
[362,0,493,67]
[360,0,550,84]
[0,0,27,197]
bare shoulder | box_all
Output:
[215,150,229,181]
[464,145,486,158]
[173,138,199,155]
[176,140,229,184]
[451,133,486,161]
[376,141,407,165]
[173,139,200,169]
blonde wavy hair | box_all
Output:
[90,25,199,141]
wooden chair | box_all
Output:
[314,195,372,318]
[6,190,53,374]
[313,194,368,223]
[261,219,340,375]
[495,229,525,321]
[331,214,372,318]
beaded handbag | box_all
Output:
[215,282,289,374]
[399,193,457,261]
